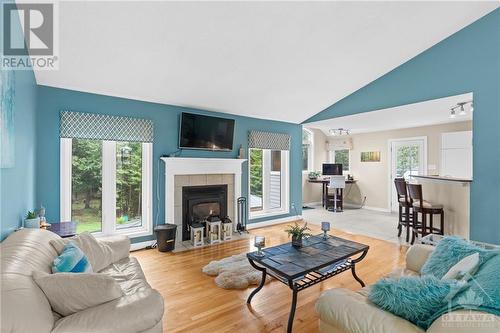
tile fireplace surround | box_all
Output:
[161,157,247,250]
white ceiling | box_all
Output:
[305,92,473,136]
[33,1,498,123]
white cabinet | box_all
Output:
[441,131,472,179]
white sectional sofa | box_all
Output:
[1,228,164,333]
[315,244,500,333]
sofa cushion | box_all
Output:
[50,232,115,272]
[99,257,152,295]
[1,229,60,333]
[316,288,424,333]
[52,242,92,273]
[368,275,464,329]
[51,289,164,333]
[33,271,123,316]
[421,236,499,279]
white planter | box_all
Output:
[24,217,40,229]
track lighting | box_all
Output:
[450,100,472,118]
[329,128,350,136]
[459,104,466,116]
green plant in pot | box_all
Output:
[24,210,40,229]
[308,171,320,180]
[285,221,313,248]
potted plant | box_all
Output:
[285,222,313,248]
[308,171,320,180]
[24,211,40,229]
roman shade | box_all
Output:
[248,131,290,150]
[60,111,153,142]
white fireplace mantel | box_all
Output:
[161,157,247,231]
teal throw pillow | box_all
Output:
[421,236,499,279]
[52,242,92,273]
[368,275,463,329]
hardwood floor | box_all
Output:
[132,222,408,333]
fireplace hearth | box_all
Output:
[182,185,228,241]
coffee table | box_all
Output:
[246,234,369,333]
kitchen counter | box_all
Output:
[413,175,470,238]
[413,175,472,183]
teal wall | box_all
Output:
[0,4,38,240]
[0,71,38,240]
[35,86,302,243]
[305,9,500,244]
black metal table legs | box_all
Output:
[247,259,299,333]
[350,249,368,287]
[246,259,267,304]
[287,283,298,333]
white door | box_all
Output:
[390,138,427,212]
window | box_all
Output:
[61,139,152,237]
[71,139,103,233]
[302,128,313,172]
[330,149,350,173]
[249,148,289,217]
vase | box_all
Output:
[291,235,303,248]
[24,217,40,229]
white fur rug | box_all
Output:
[202,253,271,289]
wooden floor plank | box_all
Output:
[132,222,407,332]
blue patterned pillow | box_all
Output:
[52,242,92,273]
[421,236,499,279]
[368,275,464,329]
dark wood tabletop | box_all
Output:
[247,235,368,280]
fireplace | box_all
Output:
[182,185,228,241]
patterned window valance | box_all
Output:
[60,111,153,142]
[248,131,290,150]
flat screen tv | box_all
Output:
[179,112,235,151]
[322,163,343,176]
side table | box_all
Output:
[47,221,77,238]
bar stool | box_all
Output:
[326,176,345,212]
[407,183,444,244]
[394,178,412,242]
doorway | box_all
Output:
[389,137,427,212]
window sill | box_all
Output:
[94,228,152,239]
[250,209,290,220]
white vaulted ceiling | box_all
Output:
[305,92,474,136]
[33,1,498,123]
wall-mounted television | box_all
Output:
[179,112,235,151]
[322,163,343,175]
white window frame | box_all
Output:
[329,148,351,174]
[249,149,290,219]
[302,128,314,173]
[60,139,152,238]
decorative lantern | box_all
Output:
[221,219,233,241]
[254,236,266,257]
[321,222,331,240]
[206,220,221,244]
[191,223,204,247]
